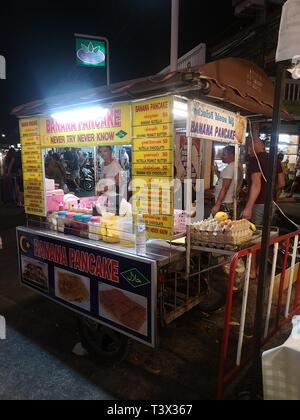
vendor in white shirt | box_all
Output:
[96,146,122,194]
[212,146,239,216]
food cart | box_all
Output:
[14,58,285,361]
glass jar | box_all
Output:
[48,213,58,231]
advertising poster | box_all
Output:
[40,103,132,148]
[17,228,156,347]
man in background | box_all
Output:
[212,146,242,217]
[241,138,285,278]
[288,155,300,197]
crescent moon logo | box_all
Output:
[20,236,31,254]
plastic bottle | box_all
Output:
[57,211,68,233]
[135,213,147,255]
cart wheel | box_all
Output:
[78,317,129,365]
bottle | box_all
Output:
[57,211,67,233]
[135,213,147,255]
[92,203,98,216]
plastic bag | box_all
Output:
[263,316,300,400]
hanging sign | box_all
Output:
[189,100,247,145]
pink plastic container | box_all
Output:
[46,189,65,213]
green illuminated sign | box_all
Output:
[76,38,106,68]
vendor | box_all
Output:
[46,153,66,190]
[241,138,285,279]
[212,146,242,216]
[96,146,122,194]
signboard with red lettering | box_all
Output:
[17,227,156,347]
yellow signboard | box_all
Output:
[133,150,173,165]
[144,214,174,240]
[132,164,173,178]
[132,177,174,191]
[133,123,173,139]
[133,137,173,152]
[132,96,175,240]
[20,119,46,217]
[133,199,173,215]
[40,103,131,148]
[133,214,174,240]
[133,96,173,126]
[19,118,40,137]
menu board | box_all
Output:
[132,96,174,240]
[40,103,131,148]
[19,119,46,217]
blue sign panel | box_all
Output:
[17,228,156,347]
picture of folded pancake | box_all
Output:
[99,288,147,333]
[235,115,246,144]
[22,257,49,291]
[57,272,89,303]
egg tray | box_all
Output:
[190,231,254,248]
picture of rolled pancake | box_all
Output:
[100,288,147,333]
[235,115,246,144]
[57,272,89,303]
[22,257,49,291]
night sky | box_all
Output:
[0,0,242,138]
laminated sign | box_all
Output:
[132,96,174,240]
[189,100,247,145]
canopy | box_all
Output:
[276,0,300,62]
[12,58,292,120]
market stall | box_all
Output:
[14,58,287,360]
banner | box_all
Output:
[40,103,131,148]
[17,228,156,347]
[190,100,247,145]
